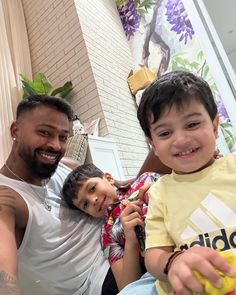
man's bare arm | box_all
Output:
[0,271,22,295]
[0,187,22,295]
[138,148,171,176]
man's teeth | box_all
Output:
[39,152,57,160]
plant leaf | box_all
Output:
[20,74,35,88]
[32,73,53,95]
[20,72,73,101]
[51,81,73,98]
[21,80,37,99]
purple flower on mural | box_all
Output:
[118,0,140,40]
[216,99,230,122]
[165,0,194,44]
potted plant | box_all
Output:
[20,73,73,100]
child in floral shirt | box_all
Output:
[62,163,160,291]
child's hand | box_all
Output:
[120,200,144,244]
[167,247,234,295]
[195,250,236,295]
[136,183,153,204]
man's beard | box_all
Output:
[19,147,63,179]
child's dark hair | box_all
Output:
[62,163,104,210]
[137,71,217,139]
[16,95,74,121]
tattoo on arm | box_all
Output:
[0,194,16,212]
[0,271,22,295]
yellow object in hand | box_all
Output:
[194,250,236,295]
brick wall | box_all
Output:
[21,0,149,178]
[21,0,103,126]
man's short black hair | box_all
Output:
[137,71,217,139]
[62,164,104,210]
[16,95,74,121]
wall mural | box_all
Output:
[116,0,236,152]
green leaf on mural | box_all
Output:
[115,0,126,6]
[190,62,199,70]
[203,66,209,79]
[220,123,236,151]
[135,0,156,14]
[197,50,204,61]
[225,134,236,150]
[221,122,232,129]
[137,8,147,18]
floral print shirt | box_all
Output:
[101,172,160,266]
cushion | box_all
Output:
[64,133,88,166]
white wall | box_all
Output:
[228,50,236,72]
[74,0,149,176]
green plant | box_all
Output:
[20,73,73,100]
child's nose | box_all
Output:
[173,131,191,146]
[93,196,98,205]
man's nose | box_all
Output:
[47,137,61,151]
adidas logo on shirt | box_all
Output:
[180,229,236,251]
[179,193,236,251]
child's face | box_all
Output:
[72,173,118,218]
[149,97,219,174]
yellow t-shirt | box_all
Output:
[146,153,236,295]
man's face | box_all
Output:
[14,105,70,179]
[149,97,219,174]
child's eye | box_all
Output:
[90,185,96,193]
[82,200,88,210]
[158,130,171,138]
[187,122,200,129]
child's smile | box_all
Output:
[174,147,200,158]
[149,97,219,174]
[73,174,117,218]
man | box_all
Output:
[0,95,118,295]
[0,94,170,295]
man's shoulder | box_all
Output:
[0,175,20,196]
[0,183,18,195]
[49,162,72,194]
[0,183,28,218]
[52,162,72,180]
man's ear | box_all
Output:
[213,115,220,138]
[104,173,114,184]
[10,121,18,141]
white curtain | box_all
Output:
[0,0,32,166]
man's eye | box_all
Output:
[38,130,50,136]
[60,135,68,142]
